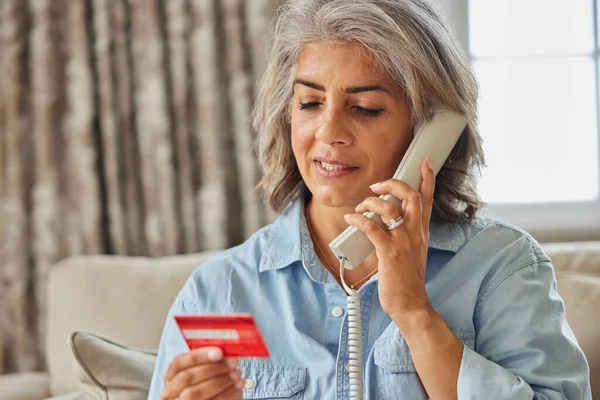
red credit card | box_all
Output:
[174,314,270,358]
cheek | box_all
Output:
[290,121,312,164]
[390,134,412,166]
[368,128,413,176]
[291,108,316,139]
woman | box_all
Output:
[150,1,591,399]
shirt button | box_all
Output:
[331,306,344,318]
[345,363,351,373]
[244,378,256,389]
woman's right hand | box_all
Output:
[160,347,246,400]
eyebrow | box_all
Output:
[293,79,393,96]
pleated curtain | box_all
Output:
[0,0,278,373]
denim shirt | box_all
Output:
[148,198,591,399]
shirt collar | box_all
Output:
[429,219,466,253]
[260,197,467,272]
[260,198,305,272]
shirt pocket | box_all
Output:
[240,359,307,399]
[373,331,475,399]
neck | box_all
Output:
[305,197,379,289]
[305,198,354,253]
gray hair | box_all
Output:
[253,0,485,223]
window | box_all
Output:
[445,0,600,241]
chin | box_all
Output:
[310,187,365,209]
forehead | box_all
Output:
[295,42,393,87]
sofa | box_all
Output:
[0,242,599,399]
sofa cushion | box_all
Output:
[0,371,51,400]
[542,241,600,275]
[70,331,156,400]
[46,252,219,395]
[43,392,86,400]
[556,271,600,399]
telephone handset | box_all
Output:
[329,109,468,270]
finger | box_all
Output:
[344,212,392,251]
[369,179,422,230]
[419,157,435,236]
[164,347,223,383]
[162,363,235,399]
[354,196,402,226]
[178,371,243,400]
[208,381,245,399]
[225,357,240,369]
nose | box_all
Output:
[314,105,353,147]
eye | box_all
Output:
[299,101,320,110]
[354,106,384,118]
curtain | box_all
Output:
[0,0,277,373]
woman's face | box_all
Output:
[291,42,413,209]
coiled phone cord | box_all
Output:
[339,258,364,400]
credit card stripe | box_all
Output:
[182,329,240,340]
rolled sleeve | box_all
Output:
[148,295,198,400]
[457,261,591,399]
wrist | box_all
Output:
[391,307,462,359]
[391,306,440,338]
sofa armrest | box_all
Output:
[46,251,221,395]
[556,272,600,399]
[0,372,51,400]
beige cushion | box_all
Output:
[46,252,219,395]
[0,371,51,400]
[0,329,4,374]
[542,241,600,275]
[43,392,86,400]
[70,331,156,400]
[556,272,600,399]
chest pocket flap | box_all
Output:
[374,331,475,373]
[240,359,307,399]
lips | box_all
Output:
[313,157,357,168]
[313,159,358,178]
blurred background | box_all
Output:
[0,0,276,374]
[0,0,598,379]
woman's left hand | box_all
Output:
[344,158,435,322]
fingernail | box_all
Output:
[354,204,361,211]
[426,157,432,170]
[226,358,239,369]
[207,348,223,361]
[235,379,246,389]
[229,370,241,380]
[344,214,351,220]
[370,182,381,189]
